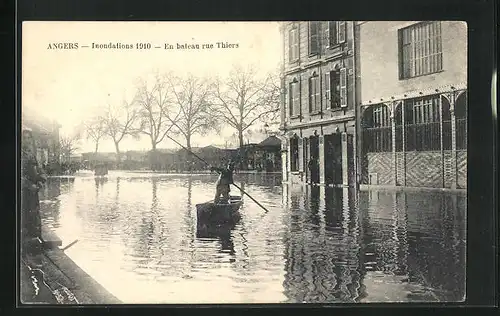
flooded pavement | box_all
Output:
[37,172,466,304]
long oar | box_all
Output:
[230,182,269,213]
[164,134,270,213]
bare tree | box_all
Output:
[59,131,82,162]
[134,72,181,151]
[212,64,281,149]
[133,72,182,170]
[84,116,106,153]
[166,74,219,150]
[102,97,141,163]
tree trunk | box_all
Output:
[186,134,191,151]
[114,141,121,165]
[238,128,245,170]
[151,142,157,171]
[185,134,192,171]
[238,129,244,148]
[94,141,99,154]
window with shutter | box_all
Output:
[326,21,338,47]
[340,68,347,107]
[308,78,313,112]
[294,81,300,115]
[331,70,341,109]
[289,81,300,116]
[325,22,330,46]
[309,22,320,55]
[309,75,320,113]
[314,77,320,111]
[337,21,346,44]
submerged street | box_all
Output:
[37,172,466,304]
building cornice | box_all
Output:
[283,114,355,131]
[360,82,467,106]
[284,50,350,76]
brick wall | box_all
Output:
[457,150,467,189]
[405,152,442,188]
[363,150,466,189]
[365,152,393,185]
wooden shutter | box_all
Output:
[309,22,319,54]
[337,21,346,44]
[340,67,347,107]
[326,21,336,46]
[324,71,331,108]
[314,77,320,112]
[325,22,330,46]
[308,77,313,112]
[298,76,302,116]
[293,82,299,116]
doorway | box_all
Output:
[303,137,310,182]
[309,136,320,184]
[324,133,342,185]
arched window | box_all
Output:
[290,135,300,171]
[455,92,467,150]
[404,94,441,151]
[362,104,392,153]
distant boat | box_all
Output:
[196,195,242,226]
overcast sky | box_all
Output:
[22,21,282,153]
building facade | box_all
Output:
[356,21,467,189]
[240,136,282,172]
[22,113,61,167]
[280,21,357,187]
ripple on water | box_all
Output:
[37,175,466,303]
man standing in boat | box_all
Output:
[210,159,235,204]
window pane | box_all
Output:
[399,22,443,78]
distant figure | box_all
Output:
[94,163,108,176]
[308,156,319,184]
[210,160,235,204]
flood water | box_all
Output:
[38,172,466,304]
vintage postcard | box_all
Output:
[20,21,467,304]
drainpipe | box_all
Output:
[352,21,360,190]
[279,22,288,182]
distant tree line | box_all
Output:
[82,64,281,171]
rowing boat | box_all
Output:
[196,195,242,225]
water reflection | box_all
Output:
[196,225,236,257]
[36,173,465,303]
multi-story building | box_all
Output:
[280,21,357,187]
[356,21,467,189]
